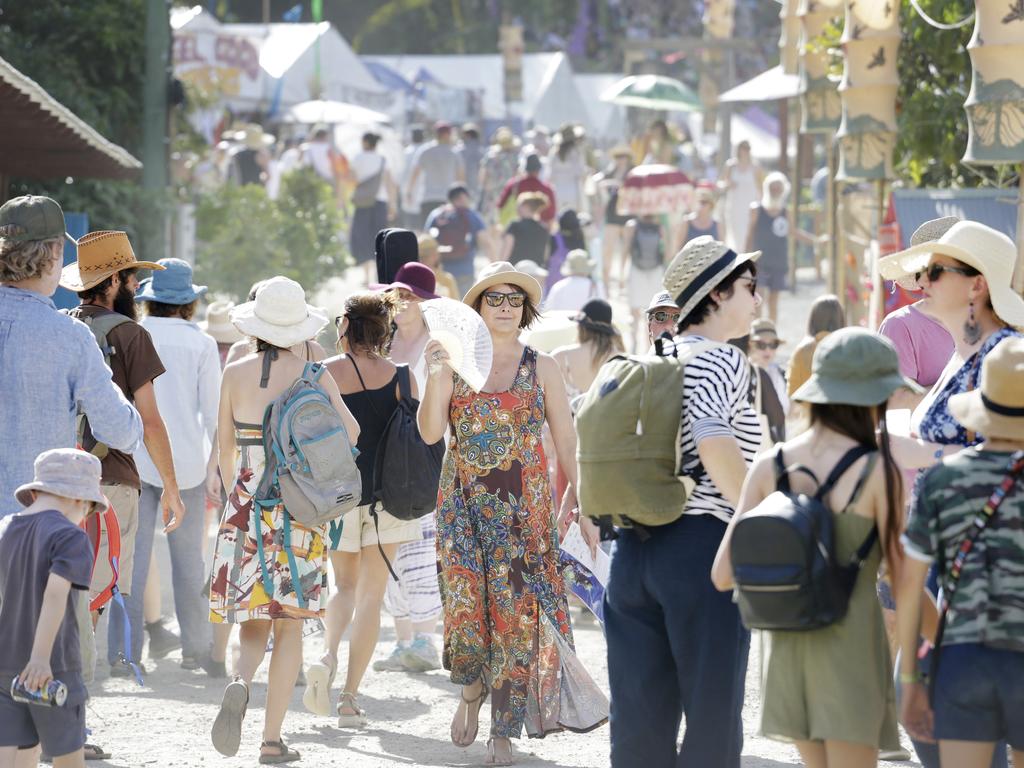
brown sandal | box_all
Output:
[259,738,301,764]
[451,681,489,748]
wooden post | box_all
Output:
[1015,164,1024,296]
[826,135,838,295]
[788,115,801,292]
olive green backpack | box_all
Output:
[575,340,719,531]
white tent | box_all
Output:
[574,74,628,142]
[362,53,592,133]
[172,11,387,114]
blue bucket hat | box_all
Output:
[135,258,207,305]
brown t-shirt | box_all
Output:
[72,305,165,489]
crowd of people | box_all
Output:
[1,110,1024,768]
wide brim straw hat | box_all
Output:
[662,236,761,321]
[892,216,961,291]
[59,230,164,292]
[230,275,327,348]
[792,327,924,407]
[200,299,244,344]
[463,261,543,307]
[949,336,1024,441]
[878,220,1024,329]
[15,448,106,510]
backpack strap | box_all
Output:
[259,348,278,389]
[396,364,413,403]
[814,445,874,502]
[772,445,821,495]
[303,360,325,383]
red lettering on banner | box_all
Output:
[172,34,207,65]
[214,36,260,80]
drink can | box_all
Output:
[10,677,67,707]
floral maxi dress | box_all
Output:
[438,347,581,739]
[208,420,328,623]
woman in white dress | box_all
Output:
[720,140,764,253]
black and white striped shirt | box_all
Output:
[675,335,763,522]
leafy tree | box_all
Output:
[193,169,349,300]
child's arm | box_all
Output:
[19,573,73,693]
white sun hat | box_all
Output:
[230,276,328,348]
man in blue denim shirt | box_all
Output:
[0,196,143,519]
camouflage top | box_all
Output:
[903,448,1024,652]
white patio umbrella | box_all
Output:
[282,99,391,125]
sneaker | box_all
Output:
[180,655,199,671]
[372,645,408,672]
[401,636,440,672]
[145,620,181,659]
[879,748,913,762]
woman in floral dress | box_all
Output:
[418,262,604,765]
[208,276,360,764]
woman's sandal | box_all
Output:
[211,676,249,757]
[336,690,367,728]
[485,737,515,766]
[302,654,337,717]
[258,738,301,764]
[451,682,489,748]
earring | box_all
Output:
[964,300,982,345]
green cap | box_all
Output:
[791,327,924,407]
[0,196,67,243]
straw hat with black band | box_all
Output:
[59,230,163,292]
[463,261,542,308]
[662,236,761,321]
[877,220,1024,330]
[949,336,1024,441]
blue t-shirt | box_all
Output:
[0,510,93,676]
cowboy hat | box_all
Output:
[135,258,207,305]
[949,336,1024,441]
[59,230,163,292]
[463,261,543,308]
[230,276,327,348]
[662,236,760,321]
[877,220,1024,329]
[199,300,244,344]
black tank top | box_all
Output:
[341,358,400,505]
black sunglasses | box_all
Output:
[914,263,975,285]
[483,291,526,308]
[752,339,780,351]
[648,310,680,324]
[737,277,758,296]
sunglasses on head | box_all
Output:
[483,290,526,308]
[648,310,680,324]
[914,263,976,285]
[752,339,780,351]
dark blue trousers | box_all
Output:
[606,514,750,768]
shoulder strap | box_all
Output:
[814,445,873,502]
[772,444,821,495]
[396,364,413,402]
[303,361,325,383]
[348,356,369,391]
[844,452,879,511]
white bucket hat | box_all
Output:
[877,220,1024,330]
[230,276,328,348]
[15,448,106,510]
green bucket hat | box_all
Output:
[791,327,924,407]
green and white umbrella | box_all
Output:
[599,75,701,112]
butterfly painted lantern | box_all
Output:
[798,0,844,134]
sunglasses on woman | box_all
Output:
[914,263,975,285]
[648,310,680,324]
[483,291,526,308]
[752,339,780,351]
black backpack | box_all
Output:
[371,365,445,522]
[730,444,878,631]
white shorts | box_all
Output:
[334,503,420,553]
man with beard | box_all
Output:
[60,231,184,686]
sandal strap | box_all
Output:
[340,691,363,713]
[461,682,488,704]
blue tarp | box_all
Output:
[52,212,88,311]
[892,188,1019,248]
[363,60,417,96]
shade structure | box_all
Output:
[600,75,701,112]
[719,65,801,103]
[963,1,1024,164]
[282,99,391,126]
[836,0,900,180]
[0,54,141,181]
[798,0,842,134]
[616,164,694,217]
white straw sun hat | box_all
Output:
[230,276,327,348]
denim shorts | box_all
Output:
[933,643,1024,749]
[0,673,87,757]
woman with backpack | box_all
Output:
[209,276,359,764]
[712,327,918,768]
[418,261,605,766]
[303,292,421,727]
[621,213,669,351]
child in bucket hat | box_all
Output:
[0,449,104,764]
